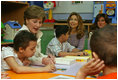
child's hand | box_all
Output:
[1,72,10,79]
[23,58,32,66]
[44,64,56,72]
[42,57,54,65]
[75,58,105,79]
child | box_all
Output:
[1,30,56,73]
[76,25,117,79]
[46,25,87,57]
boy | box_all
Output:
[76,25,117,79]
[46,25,86,57]
[1,30,55,73]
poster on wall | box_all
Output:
[72,1,83,4]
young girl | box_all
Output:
[1,30,56,73]
[67,12,86,51]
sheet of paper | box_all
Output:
[50,75,74,79]
[53,62,86,76]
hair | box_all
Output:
[24,5,46,25]
[67,12,85,39]
[14,30,37,51]
[90,25,117,67]
[55,25,69,38]
[92,13,110,30]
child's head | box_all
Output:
[67,12,85,39]
[55,25,69,42]
[24,5,46,34]
[90,25,117,67]
[14,30,37,58]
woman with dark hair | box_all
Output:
[92,13,110,30]
[88,13,110,49]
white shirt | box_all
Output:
[46,37,75,56]
[1,47,23,70]
[16,25,47,65]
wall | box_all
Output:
[53,1,93,13]
[29,1,94,20]
[53,13,93,20]
[52,1,94,20]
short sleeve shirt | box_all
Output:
[46,37,75,56]
[1,47,23,70]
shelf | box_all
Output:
[1,42,13,45]
[1,1,29,26]
[42,23,117,32]
[1,1,28,5]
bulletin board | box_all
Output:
[53,1,93,13]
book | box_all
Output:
[65,56,90,62]
[55,57,76,65]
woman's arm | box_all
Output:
[77,35,86,50]
[5,57,56,73]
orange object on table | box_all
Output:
[6,71,95,79]
[6,71,74,79]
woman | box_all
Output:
[16,5,55,66]
[67,12,86,51]
[92,13,110,30]
[88,13,110,49]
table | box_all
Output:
[6,70,95,79]
[6,71,74,79]
[5,61,96,79]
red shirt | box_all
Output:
[97,72,117,79]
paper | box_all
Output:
[50,75,74,79]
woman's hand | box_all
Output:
[48,54,55,64]
[42,57,55,65]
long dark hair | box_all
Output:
[92,13,110,30]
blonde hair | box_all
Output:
[24,5,46,24]
[67,12,85,39]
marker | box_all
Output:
[57,68,67,71]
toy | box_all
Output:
[3,21,21,42]
[104,1,117,23]
[43,1,56,23]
